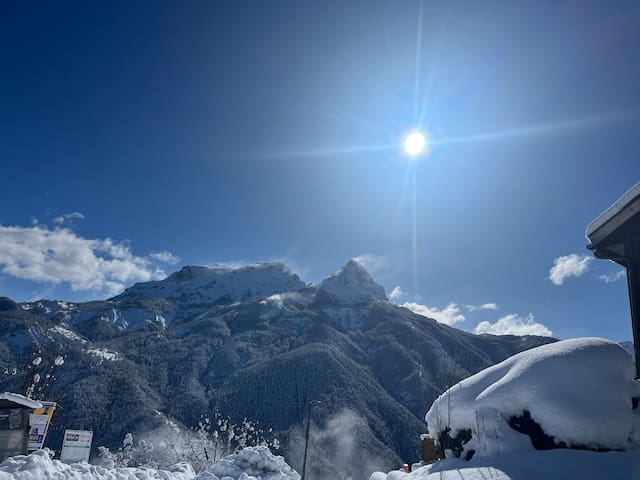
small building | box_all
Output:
[0,393,42,461]
[586,181,640,377]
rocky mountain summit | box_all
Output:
[316,259,387,304]
[0,260,554,480]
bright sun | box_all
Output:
[403,131,428,157]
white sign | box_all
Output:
[60,429,93,464]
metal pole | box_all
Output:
[301,400,320,480]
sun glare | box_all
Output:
[403,131,428,157]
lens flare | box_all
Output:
[403,131,428,157]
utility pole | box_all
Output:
[301,400,321,480]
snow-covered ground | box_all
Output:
[6,337,640,480]
[372,337,640,480]
[0,447,299,480]
[372,449,640,480]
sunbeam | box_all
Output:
[431,110,640,147]
[411,163,418,293]
[413,0,425,119]
[228,142,400,160]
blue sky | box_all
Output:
[1,1,640,341]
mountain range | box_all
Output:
[0,260,554,479]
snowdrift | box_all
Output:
[0,447,299,480]
[425,337,640,457]
[0,449,195,480]
[205,446,300,480]
[371,337,640,480]
[371,448,640,480]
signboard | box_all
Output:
[60,429,93,464]
[28,401,56,450]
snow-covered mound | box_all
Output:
[205,446,300,480]
[425,338,640,458]
[114,263,306,305]
[317,260,387,304]
[0,449,195,480]
[370,448,640,480]
[0,447,299,480]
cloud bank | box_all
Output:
[401,302,465,326]
[0,224,180,297]
[549,254,593,285]
[474,313,552,337]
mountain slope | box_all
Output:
[0,261,554,479]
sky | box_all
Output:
[1,1,640,342]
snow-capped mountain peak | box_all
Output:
[317,259,387,304]
[113,262,306,305]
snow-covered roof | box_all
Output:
[0,392,42,409]
[586,181,640,248]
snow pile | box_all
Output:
[370,337,640,480]
[0,449,195,480]
[317,260,387,304]
[0,447,299,480]
[425,338,640,458]
[370,448,640,480]
[204,446,300,480]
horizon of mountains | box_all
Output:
[0,260,555,479]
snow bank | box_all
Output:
[204,446,300,480]
[370,448,640,480]
[425,338,640,458]
[0,447,298,480]
[0,449,195,480]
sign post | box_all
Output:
[28,401,56,450]
[60,429,93,464]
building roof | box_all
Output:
[0,392,42,409]
[586,181,640,263]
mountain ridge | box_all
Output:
[0,260,555,480]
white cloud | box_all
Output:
[149,251,181,265]
[0,224,176,297]
[598,270,626,283]
[401,302,465,326]
[353,254,387,272]
[352,251,405,281]
[466,303,498,312]
[474,313,552,337]
[53,212,85,225]
[548,254,593,285]
[389,286,404,302]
